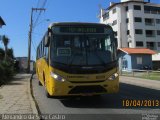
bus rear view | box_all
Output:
[36,22,119,97]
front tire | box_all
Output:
[38,81,42,86]
[43,74,52,98]
[45,90,52,98]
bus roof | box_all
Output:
[48,22,112,29]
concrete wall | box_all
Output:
[131,54,153,69]
[118,52,132,70]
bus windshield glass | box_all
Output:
[51,34,116,66]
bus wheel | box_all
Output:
[38,81,42,86]
[45,84,52,98]
[44,76,51,98]
[45,90,52,98]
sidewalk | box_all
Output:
[120,76,160,90]
[0,74,38,114]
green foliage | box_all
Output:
[0,48,5,59]
[0,35,15,86]
[2,35,9,47]
[1,35,9,61]
[7,48,14,59]
[0,61,14,85]
[0,47,14,60]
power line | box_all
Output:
[31,39,36,53]
[33,0,48,29]
[27,8,46,73]
[36,0,40,8]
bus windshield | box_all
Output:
[51,34,116,66]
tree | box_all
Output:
[0,48,5,60]
[2,35,9,61]
[7,48,14,59]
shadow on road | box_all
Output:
[59,83,160,109]
[60,94,123,108]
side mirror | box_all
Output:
[44,29,51,47]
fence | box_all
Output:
[120,69,160,80]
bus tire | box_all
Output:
[45,90,52,98]
[43,73,51,98]
[38,81,42,86]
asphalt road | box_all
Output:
[32,75,160,120]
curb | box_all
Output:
[28,73,42,119]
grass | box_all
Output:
[121,71,160,81]
[140,72,160,80]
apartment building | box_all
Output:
[100,0,160,69]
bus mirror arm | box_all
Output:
[44,36,50,47]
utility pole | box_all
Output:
[27,8,45,73]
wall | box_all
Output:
[131,54,152,69]
[118,52,132,70]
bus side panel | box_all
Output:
[36,58,45,86]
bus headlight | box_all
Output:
[108,73,119,81]
[50,72,66,82]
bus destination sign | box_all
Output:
[60,27,104,33]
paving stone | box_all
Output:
[0,74,34,114]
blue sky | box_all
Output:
[0,0,159,60]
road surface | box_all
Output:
[32,75,160,120]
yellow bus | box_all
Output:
[36,22,119,97]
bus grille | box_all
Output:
[69,80,105,83]
[68,85,107,94]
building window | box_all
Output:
[135,29,143,34]
[126,18,129,23]
[157,30,160,35]
[126,6,128,11]
[158,42,160,47]
[144,6,160,14]
[103,12,109,20]
[112,20,117,26]
[137,57,142,65]
[134,17,142,22]
[114,31,117,36]
[136,42,143,47]
[147,42,155,50]
[134,5,141,10]
[145,18,155,26]
[144,6,150,13]
[151,9,157,14]
[122,58,128,69]
[127,30,130,35]
[156,19,160,24]
[112,8,116,14]
[146,30,155,37]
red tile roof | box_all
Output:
[119,48,156,55]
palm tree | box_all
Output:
[0,48,5,60]
[2,35,9,61]
[7,48,14,59]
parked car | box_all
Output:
[141,65,151,70]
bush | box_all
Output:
[0,60,14,86]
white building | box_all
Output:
[99,0,160,68]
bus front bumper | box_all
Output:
[50,77,119,96]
